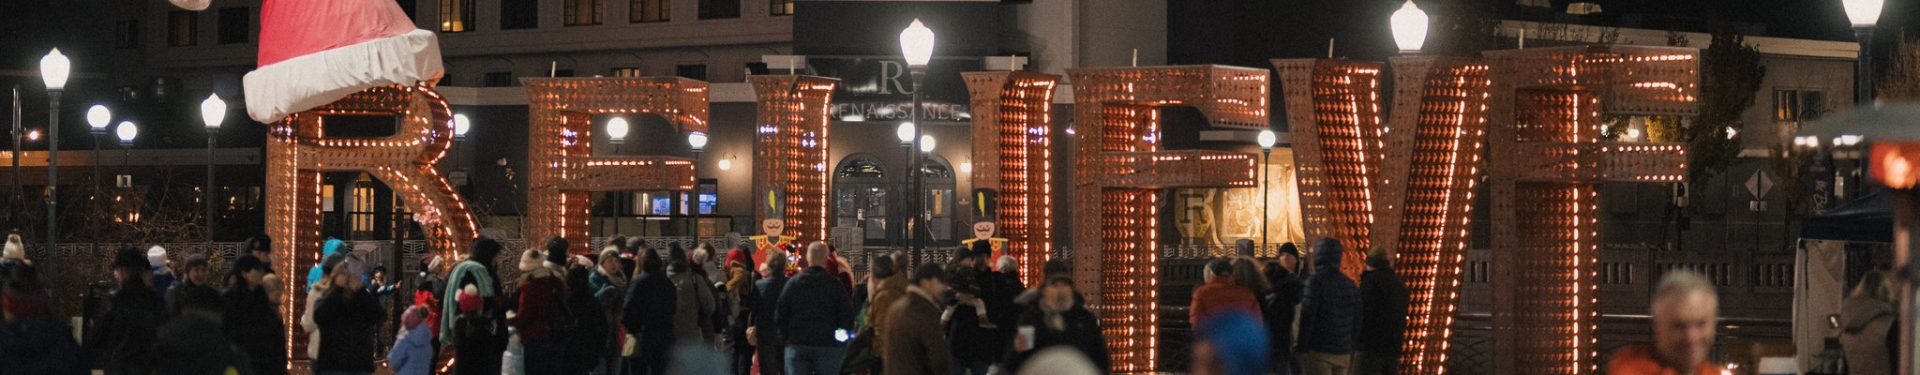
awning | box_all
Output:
[1800,190,1893,243]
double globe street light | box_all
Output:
[899,19,935,259]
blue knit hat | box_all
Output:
[1195,310,1268,375]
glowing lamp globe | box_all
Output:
[920,135,936,153]
[688,132,709,152]
[201,94,227,129]
[1257,129,1278,150]
[1390,0,1429,54]
[453,114,472,138]
[40,49,70,90]
[87,105,111,132]
[116,121,138,144]
[1845,0,1884,27]
[607,117,631,143]
[900,19,936,67]
[897,122,916,145]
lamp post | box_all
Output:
[896,122,915,249]
[114,122,135,196]
[201,94,225,242]
[40,48,69,265]
[87,105,108,195]
[688,131,707,239]
[1845,0,1884,104]
[605,117,629,236]
[900,18,935,260]
[1257,129,1277,251]
[918,134,935,255]
[452,114,471,196]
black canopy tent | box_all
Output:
[1800,190,1893,243]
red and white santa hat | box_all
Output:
[172,0,445,123]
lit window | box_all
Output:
[631,0,669,23]
[441,0,474,32]
[770,0,793,16]
[1774,89,1826,122]
[566,0,603,26]
[611,67,644,77]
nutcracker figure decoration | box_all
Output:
[751,188,799,275]
[958,189,1009,262]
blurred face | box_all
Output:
[1041,282,1074,311]
[921,279,951,304]
[335,272,363,291]
[243,269,266,287]
[1652,289,1718,370]
[1279,253,1299,273]
[601,257,622,274]
[187,266,210,285]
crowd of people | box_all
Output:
[0,228,1746,375]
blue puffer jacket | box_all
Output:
[1295,238,1361,354]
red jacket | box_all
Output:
[1605,345,1719,375]
[509,271,567,343]
[1190,278,1261,328]
[413,289,441,341]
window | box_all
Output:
[632,0,669,22]
[484,72,515,87]
[553,69,575,77]
[566,0,602,26]
[611,67,644,77]
[770,0,793,16]
[675,64,707,81]
[115,20,139,49]
[699,0,739,19]
[217,7,249,44]
[168,11,197,46]
[1774,89,1826,122]
[833,155,890,244]
[440,0,474,32]
[500,0,539,29]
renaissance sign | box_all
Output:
[809,57,978,122]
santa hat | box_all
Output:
[217,0,443,123]
[458,285,482,313]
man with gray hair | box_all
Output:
[1605,270,1719,375]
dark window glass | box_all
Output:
[611,67,644,77]
[501,0,539,29]
[440,0,475,32]
[675,64,707,81]
[566,0,603,26]
[770,0,793,16]
[632,0,669,22]
[1774,89,1827,122]
[484,72,515,87]
[116,20,139,49]
[699,0,739,19]
[168,11,197,47]
[217,7,249,44]
[554,69,575,77]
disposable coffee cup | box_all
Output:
[1018,325,1036,346]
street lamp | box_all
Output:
[453,113,472,141]
[607,117,630,151]
[688,131,707,238]
[900,18,935,259]
[1257,129,1277,251]
[115,121,135,187]
[1845,0,1884,104]
[87,105,109,190]
[1390,0,1429,54]
[201,94,225,241]
[40,48,69,263]
[920,135,936,153]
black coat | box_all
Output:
[622,270,678,348]
[946,271,1018,364]
[1297,244,1360,354]
[776,266,853,347]
[87,280,166,375]
[1263,267,1304,353]
[752,275,789,375]
[224,285,288,375]
[0,316,81,375]
[313,287,386,372]
[1357,268,1408,355]
[154,310,253,375]
[165,281,224,318]
[563,267,608,374]
[1008,305,1108,372]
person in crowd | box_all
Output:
[86,246,167,375]
[225,254,288,375]
[884,262,953,375]
[592,246,630,375]
[988,253,1026,357]
[308,239,344,292]
[750,247,793,375]
[1191,310,1269,375]
[412,254,445,361]
[389,305,434,375]
[1015,260,1079,311]
[245,235,284,301]
[1605,270,1719,375]
[947,242,1014,375]
[623,243,678,375]
[1264,243,1305,375]
[149,245,176,297]
[1191,258,1260,328]
[368,265,398,316]
[154,262,251,375]
[510,239,570,375]
[165,254,223,318]
[691,242,716,280]
[313,252,386,375]
[669,243,718,346]
[725,244,759,375]
[1355,252,1407,375]
[0,258,81,374]
[1297,238,1360,375]
[865,250,906,367]
[1230,257,1268,304]
[1015,347,1101,375]
[1843,271,1896,375]
[562,253,608,375]
[445,237,509,375]
[1009,276,1107,373]
[777,242,855,375]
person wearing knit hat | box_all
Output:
[1192,310,1269,375]
[2,233,26,265]
[147,245,176,297]
[90,246,166,375]
[510,243,568,375]
[312,248,386,374]
[221,254,287,375]
[164,254,222,318]
[1354,251,1408,375]
[387,305,434,375]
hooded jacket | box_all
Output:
[1842,296,1897,375]
[307,239,343,290]
[388,322,434,375]
[224,280,288,375]
[669,261,717,345]
[1295,239,1361,354]
[508,253,566,344]
[1263,263,1304,356]
[1358,261,1408,355]
[313,280,387,372]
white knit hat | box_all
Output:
[147,245,168,268]
[2,234,22,261]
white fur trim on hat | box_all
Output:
[519,250,545,272]
[2,235,22,261]
[147,246,168,267]
[428,254,445,270]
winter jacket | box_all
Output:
[165,280,224,318]
[562,266,609,374]
[0,315,80,375]
[154,310,252,375]
[508,265,566,344]
[224,284,288,375]
[1190,277,1261,328]
[313,286,387,372]
[389,323,434,375]
[622,270,679,348]
[1605,344,1719,375]
[1263,266,1304,355]
[776,266,854,347]
[882,286,952,375]
[306,239,343,290]
[752,273,790,375]
[1358,266,1408,355]
[87,279,166,375]
[1008,303,1108,373]
[670,264,718,345]
[1843,296,1897,375]
[1296,240,1360,354]
[867,273,908,358]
